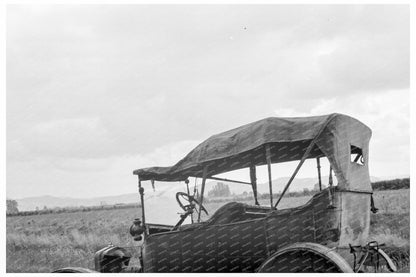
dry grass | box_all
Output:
[7,209,138,272]
[6,189,409,272]
[372,189,409,214]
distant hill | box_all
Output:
[244,175,380,194]
[15,194,140,212]
[14,175,405,211]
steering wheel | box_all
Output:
[175,192,208,215]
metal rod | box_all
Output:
[316,157,322,191]
[266,144,274,209]
[197,166,208,223]
[250,165,259,205]
[137,176,147,237]
[273,114,335,209]
[204,176,251,185]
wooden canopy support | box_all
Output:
[250,165,260,206]
[316,157,322,191]
[329,165,333,187]
[197,166,208,223]
[273,116,332,209]
[273,140,317,209]
[185,179,194,224]
[137,176,147,238]
[265,144,274,209]
[328,165,334,207]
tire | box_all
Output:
[52,267,98,273]
[257,242,353,273]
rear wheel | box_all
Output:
[257,242,353,273]
[52,267,97,273]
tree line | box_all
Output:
[6,201,141,217]
[371,178,409,191]
[7,178,410,216]
[206,178,410,203]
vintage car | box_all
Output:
[54,113,397,273]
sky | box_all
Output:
[6,4,410,199]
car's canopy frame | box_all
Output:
[133,113,372,231]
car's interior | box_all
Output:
[205,202,270,225]
[144,187,335,236]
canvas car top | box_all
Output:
[134,113,372,192]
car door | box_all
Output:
[216,219,267,272]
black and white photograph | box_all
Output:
[4,2,412,273]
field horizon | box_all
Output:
[6,189,410,273]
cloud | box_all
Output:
[6,139,201,198]
[6,5,410,198]
[319,37,409,92]
[8,117,116,160]
[275,89,409,177]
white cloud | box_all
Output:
[6,139,201,198]
[273,89,409,178]
[6,5,410,198]
[8,117,116,160]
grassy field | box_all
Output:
[6,189,409,273]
